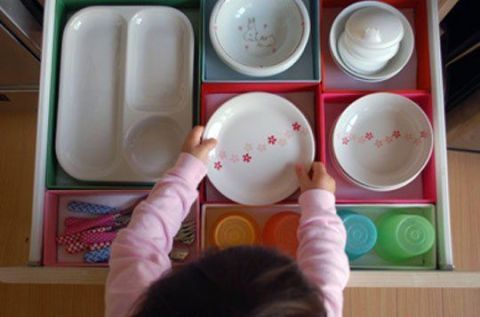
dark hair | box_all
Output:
[130,246,325,317]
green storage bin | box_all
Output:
[45,0,202,189]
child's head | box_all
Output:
[131,246,326,317]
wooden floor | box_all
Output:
[1,104,480,316]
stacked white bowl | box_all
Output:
[339,6,403,75]
[332,93,434,192]
[329,1,414,82]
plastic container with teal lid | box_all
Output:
[338,210,377,261]
[375,213,435,263]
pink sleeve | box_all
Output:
[105,153,207,317]
[297,189,350,317]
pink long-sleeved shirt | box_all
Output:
[105,153,350,317]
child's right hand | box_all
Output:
[295,162,336,194]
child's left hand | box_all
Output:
[182,126,217,164]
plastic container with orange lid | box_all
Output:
[262,211,300,258]
[212,212,261,249]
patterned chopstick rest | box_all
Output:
[80,231,116,245]
[88,241,112,251]
[84,247,111,263]
[57,227,113,254]
[174,220,196,245]
[68,201,118,215]
[169,248,189,261]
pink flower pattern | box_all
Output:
[213,122,308,168]
[268,135,277,145]
[292,122,302,131]
[243,153,252,163]
[257,143,267,152]
[341,129,428,147]
[284,130,293,139]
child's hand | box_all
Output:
[182,126,217,164]
[295,162,336,194]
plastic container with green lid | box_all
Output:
[375,213,435,263]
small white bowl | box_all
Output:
[338,33,388,75]
[209,0,310,77]
[332,93,433,191]
[329,1,414,82]
[345,6,404,50]
[343,33,400,62]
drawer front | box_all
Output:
[2,268,480,288]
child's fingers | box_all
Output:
[185,126,204,148]
[201,138,217,151]
[197,138,217,157]
[312,162,327,180]
[295,164,310,186]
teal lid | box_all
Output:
[338,210,377,261]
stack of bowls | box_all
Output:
[332,93,433,192]
[329,1,414,82]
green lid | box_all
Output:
[375,214,435,262]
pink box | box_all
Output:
[43,190,200,266]
[320,0,431,92]
[319,92,436,203]
[200,83,321,204]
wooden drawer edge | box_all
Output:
[1,268,480,288]
[0,267,107,285]
[348,271,480,288]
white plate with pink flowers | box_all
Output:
[332,92,433,191]
[204,92,315,205]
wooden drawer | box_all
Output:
[1,0,480,287]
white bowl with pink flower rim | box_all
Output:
[209,0,310,77]
[332,93,433,191]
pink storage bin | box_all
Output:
[319,92,436,203]
[200,83,321,204]
[320,0,432,91]
[43,190,200,266]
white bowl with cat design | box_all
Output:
[210,0,310,77]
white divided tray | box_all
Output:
[56,6,194,182]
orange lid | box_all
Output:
[262,211,300,258]
[212,212,260,249]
